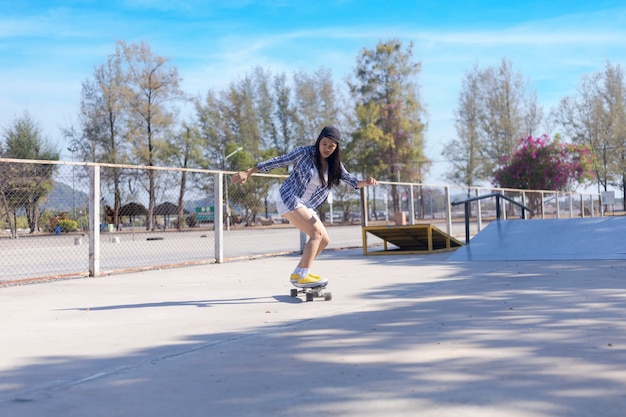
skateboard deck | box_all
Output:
[290,282,332,302]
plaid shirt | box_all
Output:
[256,145,360,211]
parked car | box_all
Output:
[324,212,343,222]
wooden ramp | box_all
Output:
[362,224,464,255]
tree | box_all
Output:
[194,65,346,223]
[478,58,527,173]
[292,67,342,145]
[443,66,483,196]
[66,51,129,229]
[493,134,594,212]
[67,41,185,229]
[444,58,543,188]
[161,122,204,230]
[252,66,278,150]
[222,74,262,154]
[118,40,185,230]
[273,72,297,154]
[550,61,626,203]
[603,63,626,208]
[349,39,428,213]
[195,88,226,169]
[291,66,346,220]
[0,111,59,235]
[195,71,268,224]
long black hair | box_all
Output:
[314,131,342,189]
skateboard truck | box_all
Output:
[290,283,332,302]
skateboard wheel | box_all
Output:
[290,289,298,297]
[324,292,332,301]
[306,293,314,302]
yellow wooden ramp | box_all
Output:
[362,224,463,255]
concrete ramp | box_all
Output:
[449,217,626,261]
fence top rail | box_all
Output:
[0,157,602,197]
[451,192,534,215]
[0,157,290,179]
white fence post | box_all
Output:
[89,164,100,277]
[214,172,224,263]
[445,186,452,236]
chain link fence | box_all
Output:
[1,158,605,284]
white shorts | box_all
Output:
[276,196,316,217]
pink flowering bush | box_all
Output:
[493,134,595,191]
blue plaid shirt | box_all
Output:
[256,145,360,211]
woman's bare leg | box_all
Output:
[283,207,329,269]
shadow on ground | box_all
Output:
[2,253,626,417]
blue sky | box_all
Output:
[2,0,626,182]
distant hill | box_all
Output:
[45,181,214,215]
[46,181,89,213]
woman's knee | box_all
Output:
[314,229,330,249]
[321,230,330,247]
[309,227,329,244]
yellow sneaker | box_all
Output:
[297,273,327,287]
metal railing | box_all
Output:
[451,192,534,244]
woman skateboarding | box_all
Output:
[232,126,378,287]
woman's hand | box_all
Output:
[232,171,249,185]
[232,167,258,185]
[357,177,378,188]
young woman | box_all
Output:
[232,126,378,287]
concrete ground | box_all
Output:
[1,247,626,416]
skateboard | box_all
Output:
[290,282,332,302]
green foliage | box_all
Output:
[1,111,59,234]
[76,215,89,231]
[1,215,29,230]
[2,111,59,161]
[57,219,78,232]
[351,40,427,181]
[349,39,428,212]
